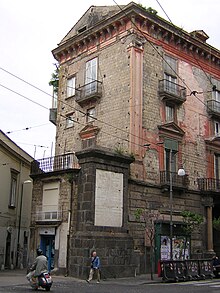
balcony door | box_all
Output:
[85,57,97,95]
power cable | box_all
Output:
[6,123,50,134]
[112,0,217,115]
[0,3,218,151]
[0,83,48,110]
[0,66,51,97]
[155,0,215,88]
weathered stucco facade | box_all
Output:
[30,2,220,278]
[0,130,33,270]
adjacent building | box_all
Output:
[0,130,32,270]
[30,2,220,278]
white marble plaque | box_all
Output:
[95,169,123,227]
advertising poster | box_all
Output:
[160,236,190,260]
[160,236,170,260]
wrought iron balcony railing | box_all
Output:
[160,171,189,189]
[75,80,102,105]
[31,153,80,175]
[198,178,220,193]
[158,79,186,103]
[207,100,220,117]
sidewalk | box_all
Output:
[0,269,161,287]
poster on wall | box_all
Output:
[173,237,190,260]
[160,236,170,260]
[160,236,190,260]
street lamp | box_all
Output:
[16,180,32,268]
[169,151,185,260]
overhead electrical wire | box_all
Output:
[6,123,50,134]
[155,0,215,88]
[0,83,48,110]
[0,67,159,149]
[0,2,218,153]
[112,0,217,114]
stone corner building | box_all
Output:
[30,2,220,278]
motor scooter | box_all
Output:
[27,270,53,291]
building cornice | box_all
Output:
[52,3,220,75]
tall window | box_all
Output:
[164,55,177,94]
[215,154,220,180]
[212,89,220,102]
[67,76,76,98]
[65,112,75,128]
[86,107,96,123]
[164,55,177,76]
[165,104,174,122]
[85,58,97,95]
[164,73,177,94]
[164,139,178,173]
[214,121,220,136]
[9,170,18,207]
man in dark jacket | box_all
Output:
[86,251,101,283]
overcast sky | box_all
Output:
[0,0,219,159]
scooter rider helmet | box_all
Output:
[36,248,43,256]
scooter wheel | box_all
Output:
[45,287,50,291]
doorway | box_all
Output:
[40,236,55,271]
[5,232,11,268]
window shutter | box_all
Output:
[164,55,177,76]
[164,138,178,151]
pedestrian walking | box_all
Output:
[86,251,101,283]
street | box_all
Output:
[0,272,220,293]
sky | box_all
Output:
[0,0,219,160]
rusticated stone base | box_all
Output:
[68,232,137,279]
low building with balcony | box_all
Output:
[29,153,80,272]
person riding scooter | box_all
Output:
[27,248,48,286]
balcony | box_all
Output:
[198,178,220,194]
[75,80,102,105]
[49,108,57,125]
[158,79,186,104]
[31,153,80,175]
[160,171,189,190]
[207,100,220,118]
[35,205,62,225]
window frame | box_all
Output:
[65,112,75,129]
[214,120,220,136]
[214,154,220,180]
[86,107,96,123]
[165,103,175,122]
[85,57,98,95]
[9,170,18,208]
[66,76,76,98]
